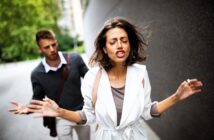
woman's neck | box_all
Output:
[108,64,127,88]
[110,65,126,76]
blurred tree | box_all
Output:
[56,33,86,54]
[0,0,60,62]
[57,34,74,51]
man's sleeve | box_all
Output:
[31,71,45,100]
[77,54,89,77]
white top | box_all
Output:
[81,64,157,140]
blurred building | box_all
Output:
[57,0,84,40]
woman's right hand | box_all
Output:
[28,98,60,117]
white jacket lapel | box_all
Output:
[120,66,141,126]
[100,68,117,125]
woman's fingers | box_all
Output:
[185,79,203,90]
[194,81,203,87]
[27,108,42,113]
[193,89,202,94]
[186,79,203,86]
[14,111,19,114]
[10,100,18,106]
[8,108,17,112]
[30,100,44,105]
[28,104,42,110]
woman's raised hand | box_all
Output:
[28,98,60,117]
[175,78,203,101]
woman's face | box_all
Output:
[103,27,131,65]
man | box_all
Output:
[9,29,90,140]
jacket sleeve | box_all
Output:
[141,67,158,120]
[80,68,98,125]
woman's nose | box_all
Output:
[117,41,122,48]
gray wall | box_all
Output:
[83,0,214,139]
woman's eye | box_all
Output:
[109,41,115,45]
[122,39,128,43]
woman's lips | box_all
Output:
[116,50,125,58]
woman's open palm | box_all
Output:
[28,98,59,117]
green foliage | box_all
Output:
[0,0,60,63]
[56,33,86,54]
[57,34,74,51]
[75,45,85,54]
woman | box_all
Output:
[27,17,203,140]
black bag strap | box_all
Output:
[43,53,71,137]
[56,53,71,103]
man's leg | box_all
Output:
[56,118,74,140]
[74,125,91,140]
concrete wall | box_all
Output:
[83,0,214,139]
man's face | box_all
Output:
[38,39,59,61]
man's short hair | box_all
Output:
[35,29,56,46]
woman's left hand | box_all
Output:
[175,78,203,101]
[27,98,60,117]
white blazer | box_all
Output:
[81,64,156,140]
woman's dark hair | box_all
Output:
[35,29,56,46]
[89,17,148,70]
